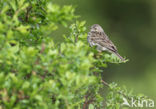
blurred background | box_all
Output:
[52,0,156,103]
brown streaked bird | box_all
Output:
[87,24,125,61]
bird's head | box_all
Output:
[90,24,104,33]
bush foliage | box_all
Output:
[0,0,147,109]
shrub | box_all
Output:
[0,0,148,109]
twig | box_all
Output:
[75,22,79,43]
[83,94,95,109]
[101,79,131,100]
[25,6,32,22]
[101,79,109,86]
[40,43,45,54]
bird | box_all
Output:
[87,24,125,61]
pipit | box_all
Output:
[87,24,125,61]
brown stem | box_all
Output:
[101,79,109,86]
[25,6,32,22]
[101,79,131,100]
[40,43,45,54]
[82,92,95,109]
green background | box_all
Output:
[53,0,156,104]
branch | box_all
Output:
[25,6,32,22]
[82,92,95,109]
[101,79,109,86]
[101,79,131,100]
[75,22,79,43]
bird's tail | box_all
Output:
[113,52,125,62]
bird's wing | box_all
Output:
[89,31,117,52]
[88,29,125,61]
[99,39,117,52]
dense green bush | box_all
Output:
[0,0,148,109]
